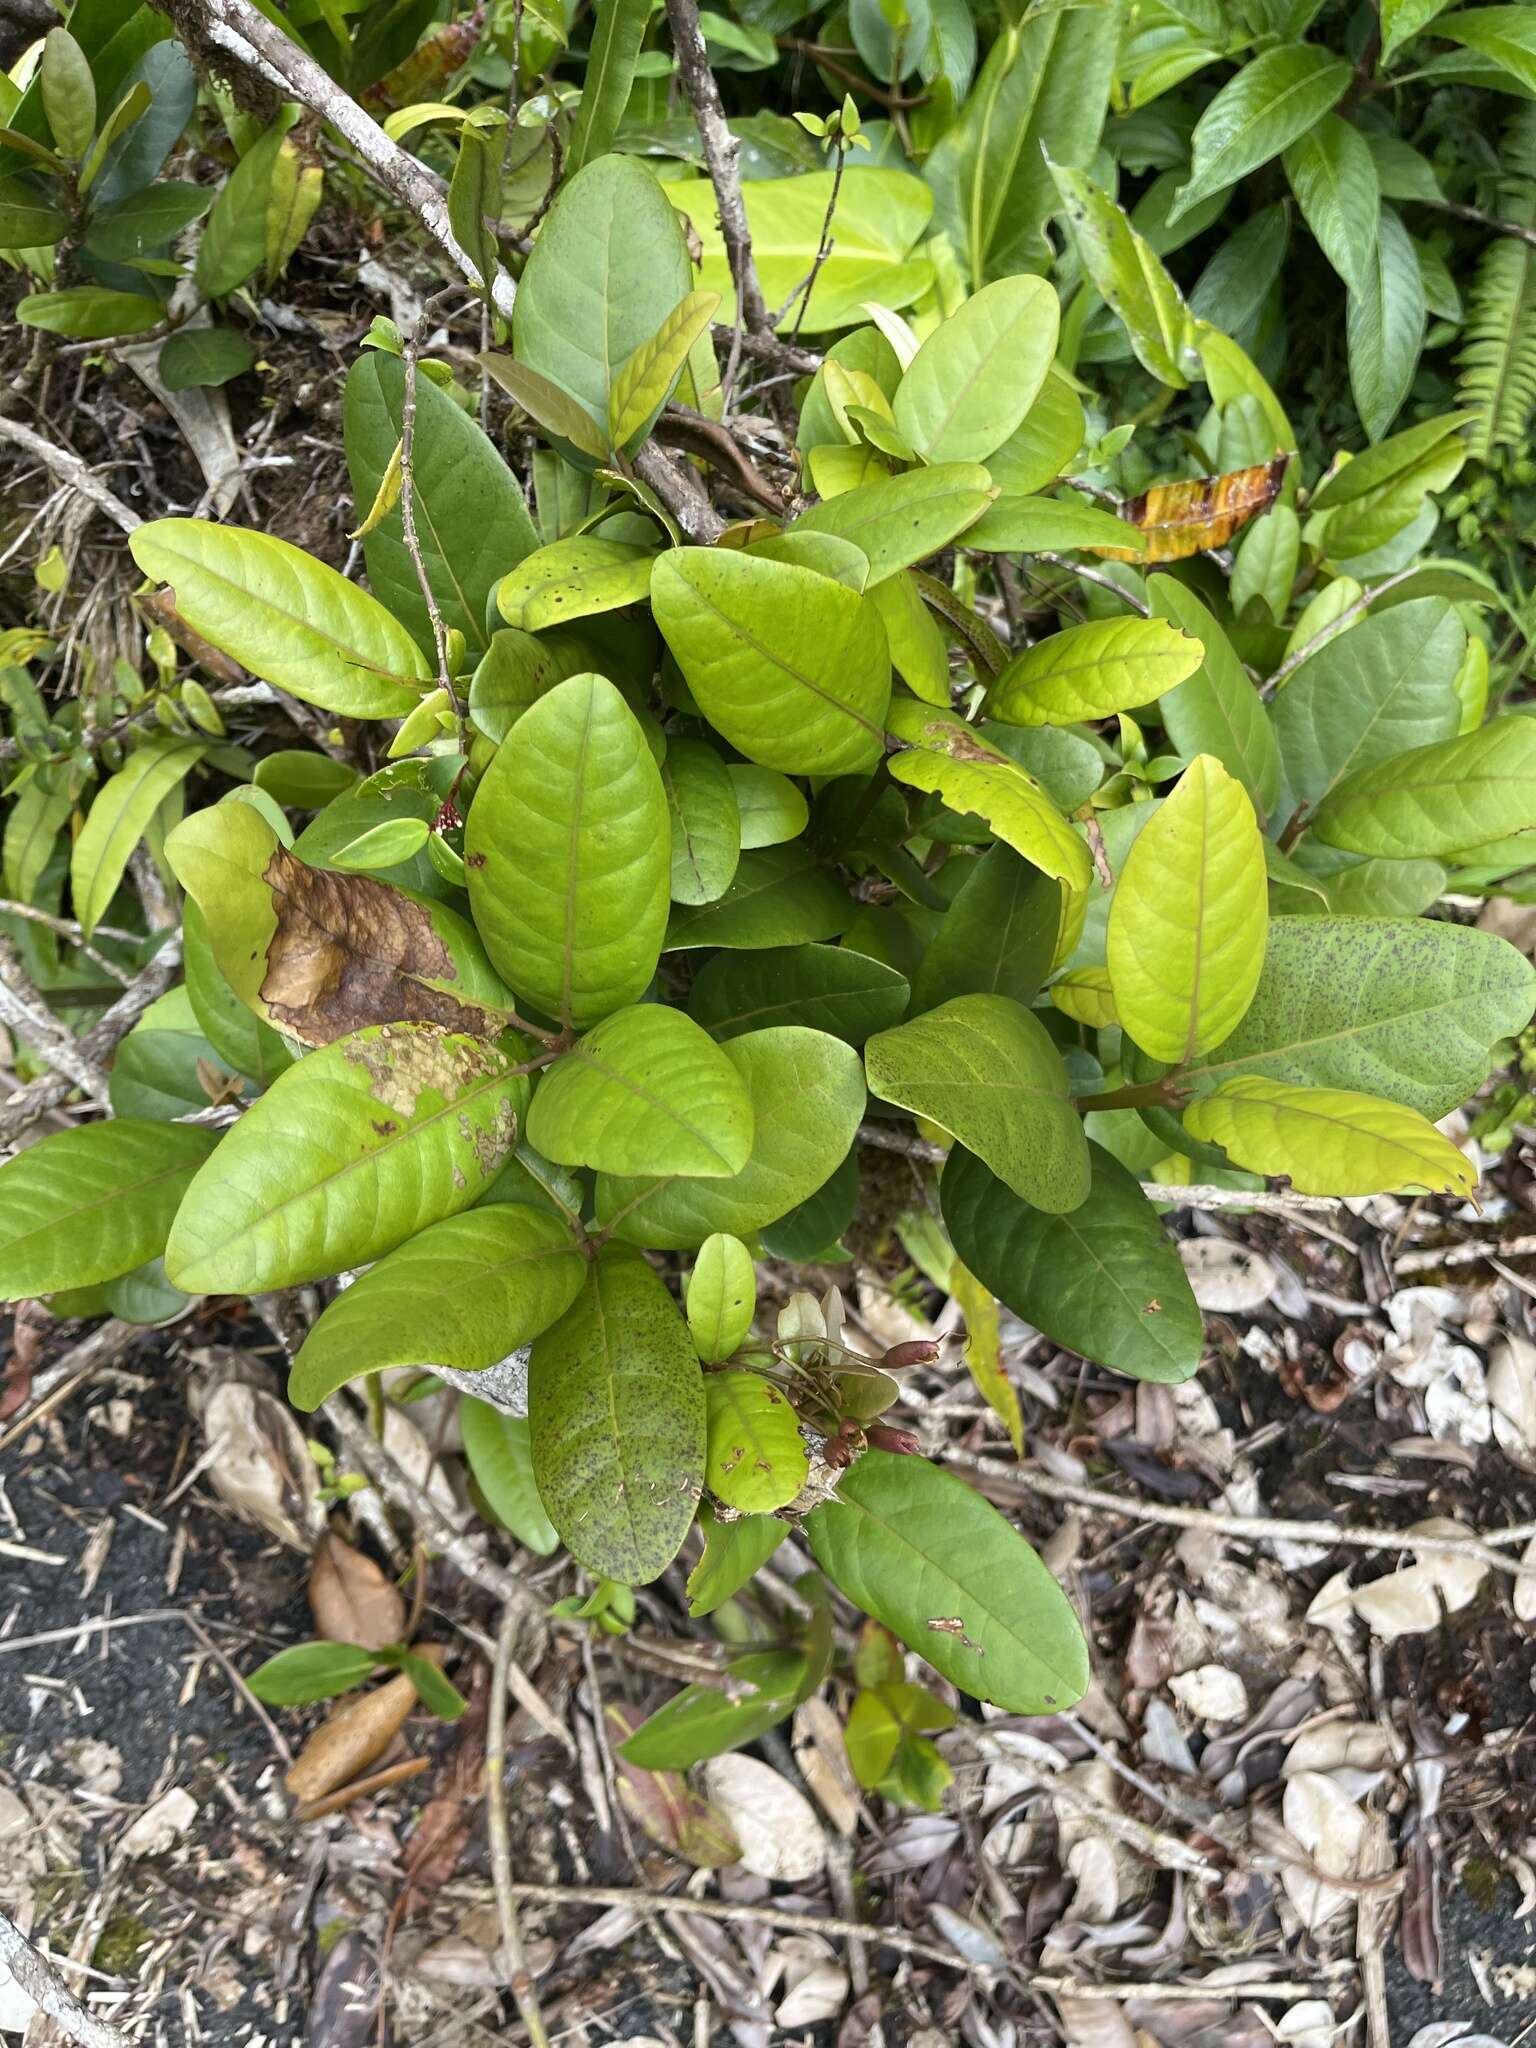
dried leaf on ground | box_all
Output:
[1280,1769,1368,1928]
[700,1753,825,1881]
[285,1647,446,1804]
[792,1696,860,1836]
[1178,1238,1277,1313]
[119,1786,199,1859]
[607,1703,742,1867]
[202,1380,323,1547]
[309,1530,406,1652]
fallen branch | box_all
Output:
[0,416,141,534]
[0,1911,133,2048]
[157,0,515,316]
[953,1449,1532,1576]
[632,442,727,543]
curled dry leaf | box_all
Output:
[771,1934,849,2029]
[1178,1238,1277,1314]
[285,1644,446,1805]
[202,1381,323,1548]
[1088,456,1289,564]
[119,1786,199,1860]
[605,1703,742,1868]
[1054,1995,1139,2048]
[1488,1333,1536,1467]
[309,1529,407,1652]
[700,1753,825,1882]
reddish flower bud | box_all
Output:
[867,1423,920,1456]
[879,1339,939,1371]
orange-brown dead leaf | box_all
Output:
[308,1530,407,1653]
[285,1644,446,1805]
[1089,454,1290,563]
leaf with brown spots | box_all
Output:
[259,846,516,1047]
[1089,455,1290,563]
[606,1703,743,1867]
[704,1367,808,1512]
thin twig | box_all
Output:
[664,0,770,347]
[0,1910,134,2048]
[1031,552,1153,618]
[632,442,728,543]
[0,936,114,1103]
[486,1605,552,2048]
[0,902,138,979]
[953,1450,1532,1576]
[784,143,845,342]
[1417,195,1536,252]
[0,416,140,533]
[398,324,461,723]
[1262,565,1422,696]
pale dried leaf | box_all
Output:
[772,1936,849,2027]
[1280,1771,1366,1929]
[1168,1664,1249,1723]
[203,1381,323,1547]
[285,1648,445,1804]
[792,1696,860,1836]
[700,1754,825,1881]
[380,1405,463,1522]
[119,1786,199,1860]
[1178,1239,1276,1312]
[1488,1334,1536,1466]
[1056,1994,1138,2047]
[1283,1721,1395,1776]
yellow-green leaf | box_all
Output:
[1107,754,1266,1065]
[608,288,721,449]
[949,1258,1022,1455]
[1049,965,1118,1029]
[988,616,1203,727]
[704,1368,808,1512]
[1183,1076,1476,1197]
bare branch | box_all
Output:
[0,416,141,534]
[0,1911,134,2048]
[632,442,728,542]
[664,0,770,341]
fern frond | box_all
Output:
[1455,176,1536,460]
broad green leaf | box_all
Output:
[1107,754,1267,1065]
[1175,916,1535,1119]
[1230,503,1300,623]
[1435,8,1536,94]
[164,1026,529,1294]
[1150,576,1280,819]
[1049,162,1199,387]
[746,529,871,591]
[663,737,740,906]
[1050,965,1118,1028]
[512,154,693,431]
[870,571,950,703]
[1184,1076,1477,1197]
[1172,46,1352,223]
[1271,598,1464,817]
[129,521,426,718]
[665,845,848,952]
[331,819,431,871]
[17,288,164,338]
[893,277,1059,464]
[528,1245,705,1584]
[686,1507,788,1616]
[465,673,670,1027]
[794,465,996,582]
[1307,853,1448,918]
[1347,206,1426,442]
[110,989,237,1123]
[247,1643,376,1705]
[925,6,1117,284]
[0,1120,218,1301]
[1310,411,1477,510]
[468,629,566,744]
[1284,113,1380,293]
[377,1648,467,1722]
[448,124,501,292]
[166,802,513,1047]
[668,167,934,331]
[460,1400,560,1555]
[942,1142,1204,1384]
[619,1647,807,1767]
[866,992,1088,1211]
[40,29,95,159]
[0,178,67,246]
[344,352,536,653]
[159,326,257,392]
[253,751,358,808]
[479,352,609,461]
[287,1206,586,1411]
[684,1235,758,1371]
[911,846,1060,1014]
[596,1026,866,1251]
[608,288,721,449]
[652,550,890,776]
[528,1004,754,1177]
[966,492,1144,556]
[4,773,72,906]
[705,1369,808,1512]
[1312,716,1536,858]
[805,1450,1088,1713]
[729,765,808,849]
[885,703,1092,893]
[1382,0,1455,55]
[949,1258,1023,1455]
[497,538,654,633]
[989,616,1203,727]
[183,897,292,1087]
[689,941,909,1045]
[565,0,652,173]
[86,180,208,260]
[195,121,285,297]
[71,736,204,936]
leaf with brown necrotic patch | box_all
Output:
[1088,455,1289,563]
[260,846,515,1046]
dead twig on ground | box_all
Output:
[486,1603,553,2048]
[0,1909,135,2048]
[0,935,181,1147]
[0,936,114,1105]
[0,417,140,535]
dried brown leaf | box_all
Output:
[260,846,505,1046]
[203,1381,323,1548]
[285,1644,446,1804]
[308,1530,407,1653]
